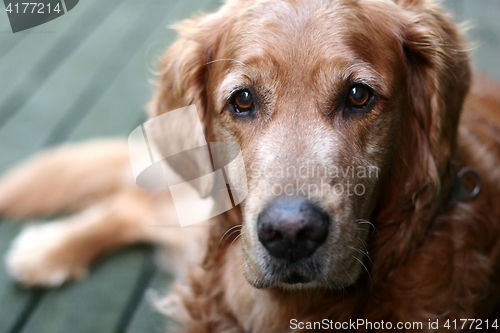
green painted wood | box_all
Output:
[0,10,47,61]
[0,0,147,172]
[441,0,464,21]
[0,32,27,61]
[113,257,157,333]
[0,11,14,33]
[43,0,178,146]
[0,0,120,128]
[68,0,221,142]
[126,271,174,333]
[67,1,184,141]
[461,1,500,82]
[442,0,500,82]
[20,246,153,333]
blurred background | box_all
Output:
[0,0,498,332]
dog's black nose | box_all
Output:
[257,196,329,262]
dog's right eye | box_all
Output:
[231,90,254,114]
[348,86,370,106]
[342,84,375,118]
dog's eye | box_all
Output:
[232,90,254,113]
[348,85,370,107]
[342,84,374,117]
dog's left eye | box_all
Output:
[348,85,370,107]
[231,90,254,113]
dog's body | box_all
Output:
[2,0,500,331]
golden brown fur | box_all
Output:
[2,0,500,331]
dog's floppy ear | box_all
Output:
[401,0,470,196]
[146,11,232,197]
[399,0,471,167]
[376,0,471,257]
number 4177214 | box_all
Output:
[5,2,62,14]
[444,319,498,330]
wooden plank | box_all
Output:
[20,246,154,333]
[0,9,14,33]
[114,255,158,333]
[43,0,178,145]
[441,0,464,20]
[0,0,147,173]
[0,0,119,129]
[0,10,46,61]
[126,271,174,333]
[67,0,221,142]
[0,32,27,61]
[460,1,500,81]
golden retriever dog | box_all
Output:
[2,0,500,331]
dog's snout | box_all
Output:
[257,197,329,262]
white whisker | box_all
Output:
[229,231,244,250]
[205,58,247,67]
[352,255,372,285]
[348,245,373,266]
[357,219,378,236]
[218,225,242,249]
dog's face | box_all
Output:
[150,0,470,290]
[208,1,406,289]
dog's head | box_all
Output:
[149,0,470,290]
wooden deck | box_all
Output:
[0,0,499,332]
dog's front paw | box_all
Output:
[5,222,89,287]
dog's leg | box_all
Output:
[5,188,198,287]
[0,139,133,219]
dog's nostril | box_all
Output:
[257,196,330,262]
[259,228,280,243]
